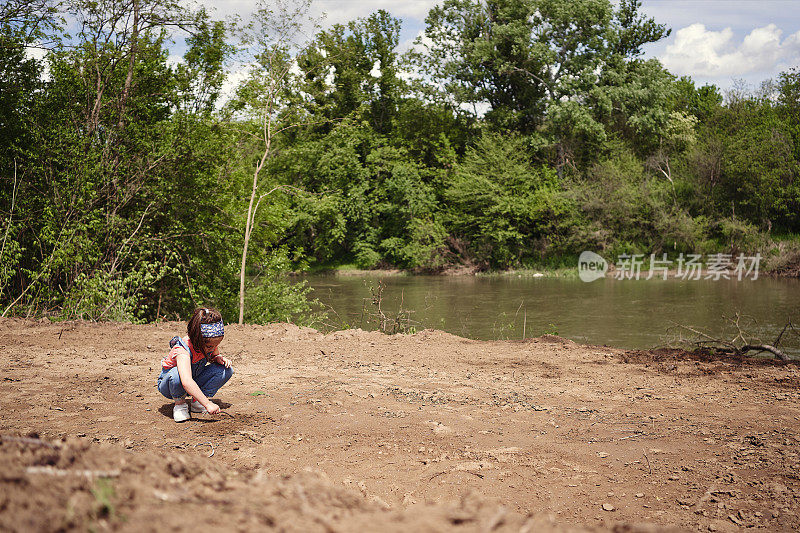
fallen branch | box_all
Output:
[738,344,788,361]
[666,314,795,361]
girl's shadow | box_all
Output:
[158,399,232,422]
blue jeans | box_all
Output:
[157,360,233,400]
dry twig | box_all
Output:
[26,466,120,478]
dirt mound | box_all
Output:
[533,334,579,346]
[411,328,474,344]
[324,328,388,342]
[0,433,657,532]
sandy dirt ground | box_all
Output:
[1,318,799,532]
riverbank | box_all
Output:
[1,319,799,531]
[302,243,800,279]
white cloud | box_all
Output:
[24,46,48,62]
[310,0,439,26]
[399,28,431,54]
[370,60,381,78]
[660,23,800,77]
[166,54,185,67]
[24,46,51,81]
[218,61,252,107]
[196,0,440,31]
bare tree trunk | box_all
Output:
[239,109,273,324]
[118,0,139,131]
[556,143,564,180]
[657,157,677,205]
[238,168,259,324]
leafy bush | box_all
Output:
[244,277,319,325]
[244,251,320,325]
[445,132,571,267]
[566,150,713,257]
[714,217,767,255]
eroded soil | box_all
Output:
[1,318,798,532]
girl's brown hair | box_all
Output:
[187,307,223,363]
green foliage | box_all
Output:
[446,133,573,267]
[715,217,767,254]
[567,150,713,256]
[176,13,232,114]
[689,95,798,230]
[0,1,312,324]
[777,68,800,160]
[90,478,116,519]
[245,273,319,325]
[672,76,723,122]
[2,0,799,325]
[413,0,673,173]
[273,116,447,271]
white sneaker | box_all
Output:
[190,400,208,414]
[173,402,190,422]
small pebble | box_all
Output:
[602,503,615,511]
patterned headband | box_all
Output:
[200,320,224,338]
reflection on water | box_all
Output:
[304,274,800,357]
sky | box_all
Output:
[191,0,800,92]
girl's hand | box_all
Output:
[216,356,232,368]
[206,402,221,415]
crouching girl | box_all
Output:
[157,307,233,422]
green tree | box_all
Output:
[295,10,403,135]
[0,15,45,307]
[712,96,796,230]
[413,0,671,176]
[0,0,255,321]
[445,133,571,267]
[672,76,723,122]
